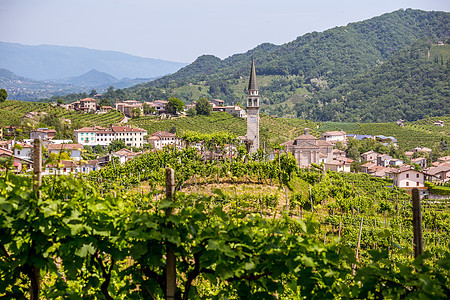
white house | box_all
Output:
[112,148,141,164]
[148,131,181,150]
[324,160,351,173]
[320,131,346,144]
[30,128,57,140]
[390,166,425,189]
[47,144,83,161]
[13,142,33,160]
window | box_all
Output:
[406,174,409,178]
[416,174,419,178]
[406,182,409,186]
[416,182,419,186]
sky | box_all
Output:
[0,0,449,63]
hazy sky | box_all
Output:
[0,0,448,63]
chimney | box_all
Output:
[304,128,309,135]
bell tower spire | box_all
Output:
[246,58,260,154]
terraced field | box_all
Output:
[0,100,124,128]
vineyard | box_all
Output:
[319,118,450,149]
[0,100,124,128]
[128,112,319,148]
[2,145,449,299]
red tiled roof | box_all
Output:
[48,144,83,151]
[150,131,176,138]
[111,126,146,133]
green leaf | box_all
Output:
[75,243,96,257]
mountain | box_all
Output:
[53,69,118,87]
[123,9,449,122]
[0,42,187,81]
[0,68,81,101]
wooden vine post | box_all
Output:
[165,168,176,299]
[33,139,42,190]
[31,139,43,300]
[412,188,423,258]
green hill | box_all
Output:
[296,40,450,122]
[0,100,124,138]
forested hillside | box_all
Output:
[296,40,450,122]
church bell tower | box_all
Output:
[246,58,260,154]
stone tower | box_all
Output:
[246,58,260,154]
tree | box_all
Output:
[0,89,7,102]
[195,97,212,116]
[169,126,177,134]
[89,90,97,97]
[108,139,126,152]
[131,107,141,118]
[186,107,197,117]
[167,97,184,115]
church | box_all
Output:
[281,128,333,168]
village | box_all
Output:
[1,61,449,200]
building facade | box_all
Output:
[74,125,147,148]
[282,128,333,168]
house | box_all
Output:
[424,163,450,183]
[377,154,392,167]
[0,140,14,150]
[30,128,57,140]
[411,157,427,169]
[324,160,351,173]
[361,161,394,178]
[332,149,346,159]
[112,148,141,164]
[375,135,397,146]
[80,160,100,174]
[390,166,426,189]
[99,106,113,113]
[213,105,247,118]
[411,147,432,154]
[47,144,83,161]
[210,99,224,107]
[116,100,143,117]
[148,131,181,150]
[389,158,404,166]
[79,98,97,112]
[361,150,381,163]
[0,148,33,173]
[371,166,396,178]
[437,156,450,164]
[281,128,333,168]
[320,131,346,144]
[361,162,377,174]
[13,143,33,160]
[404,151,414,159]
